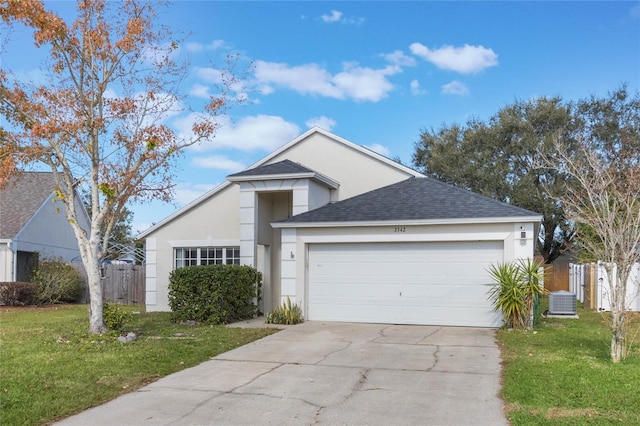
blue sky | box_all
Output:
[2,1,639,234]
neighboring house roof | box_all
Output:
[139,127,420,238]
[275,177,541,226]
[0,172,58,239]
[227,159,340,189]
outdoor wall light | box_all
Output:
[290,251,295,259]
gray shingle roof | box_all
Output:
[227,159,315,178]
[277,177,540,224]
[0,172,57,239]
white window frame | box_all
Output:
[174,246,240,269]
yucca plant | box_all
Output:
[487,259,545,329]
[265,296,304,325]
[517,258,547,327]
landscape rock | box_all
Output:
[118,332,137,343]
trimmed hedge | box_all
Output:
[0,282,38,306]
[168,264,261,324]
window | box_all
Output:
[226,247,240,265]
[174,247,240,269]
[175,248,198,268]
[201,248,223,265]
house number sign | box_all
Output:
[394,227,406,233]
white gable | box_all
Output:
[140,127,420,238]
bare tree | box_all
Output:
[0,0,237,333]
[537,87,640,362]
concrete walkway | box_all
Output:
[57,321,507,425]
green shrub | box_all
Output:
[31,259,85,305]
[487,259,545,329]
[265,296,304,325]
[103,302,133,331]
[168,264,261,324]
[0,282,38,306]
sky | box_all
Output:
[2,1,639,235]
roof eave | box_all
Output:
[227,172,340,189]
[272,215,543,229]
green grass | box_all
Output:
[498,300,640,425]
[0,304,278,426]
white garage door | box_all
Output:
[308,241,503,327]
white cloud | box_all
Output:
[189,83,211,99]
[185,40,226,52]
[383,50,416,67]
[409,43,498,74]
[103,87,119,100]
[191,114,300,152]
[254,61,341,98]
[333,65,397,101]
[192,155,246,172]
[172,111,209,142]
[306,116,336,131]
[319,10,365,25]
[442,80,469,95]
[364,143,391,157]
[258,84,275,95]
[194,66,224,84]
[193,67,249,102]
[321,10,342,23]
[410,79,426,96]
[254,60,398,102]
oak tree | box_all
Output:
[413,97,576,263]
[0,0,234,333]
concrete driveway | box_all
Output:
[57,321,507,425]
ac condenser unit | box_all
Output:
[549,290,577,315]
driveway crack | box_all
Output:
[343,368,370,403]
[314,341,352,365]
[417,326,442,344]
[372,325,394,342]
[427,345,441,371]
[167,363,284,425]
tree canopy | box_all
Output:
[413,96,576,263]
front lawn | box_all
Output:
[498,302,640,424]
[0,304,278,426]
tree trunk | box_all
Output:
[86,256,107,334]
[71,218,108,334]
[610,310,626,363]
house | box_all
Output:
[140,128,542,327]
[0,172,89,282]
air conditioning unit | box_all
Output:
[549,290,577,315]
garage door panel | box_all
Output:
[308,241,503,327]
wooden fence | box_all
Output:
[101,263,145,305]
[543,263,570,292]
